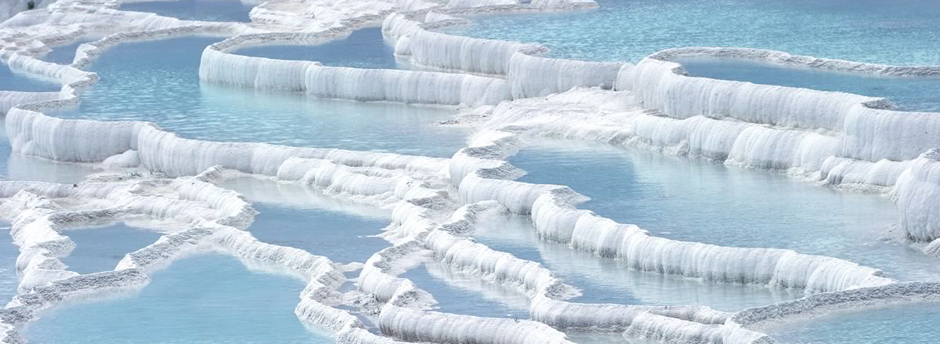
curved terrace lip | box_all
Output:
[2,1,940,344]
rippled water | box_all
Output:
[60,222,163,274]
[51,36,469,158]
[508,140,939,282]
[119,0,256,23]
[442,0,940,65]
[764,302,940,343]
[679,58,940,112]
[235,28,400,69]
[25,254,331,344]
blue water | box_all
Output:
[249,202,390,264]
[679,58,940,112]
[442,0,940,65]
[508,141,939,282]
[61,222,163,274]
[52,36,469,158]
[764,302,940,343]
[0,61,59,92]
[24,254,332,344]
[471,214,797,311]
[40,38,95,65]
[119,0,256,23]
[401,261,530,319]
[235,28,400,69]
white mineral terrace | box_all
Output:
[1,0,939,343]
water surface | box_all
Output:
[442,0,940,64]
[764,302,940,344]
[52,36,469,158]
[235,28,399,69]
[119,0,256,22]
[61,222,163,274]
[25,254,332,344]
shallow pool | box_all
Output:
[248,202,390,264]
[234,28,400,69]
[679,58,940,112]
[442,0,940,65]
[508,141,939,282]
[24,254,332,344]
[52,36,469,158]
[763,302,940,344]
[60,222,163,274]
[118,0,256,23]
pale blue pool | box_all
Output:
[248,202,390,264]
[764,302,940,344]
[442,0,940,65]
[24,254,333,344]
[51,36,469,158]
[679,58,940,112]
[508,141,939,282]
[61,222,163,274]
[234,28,399,69]
[119,0,256,23]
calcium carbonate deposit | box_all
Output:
[1,0,939,343]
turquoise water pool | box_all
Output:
[234,28,400,69]
[248,202,390,264]
[764,302,940,344]
[61,222,163,274]
[24,254,332,344]
[51,36,469,158]
[442,0,940,65]
[119,0,256,23]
